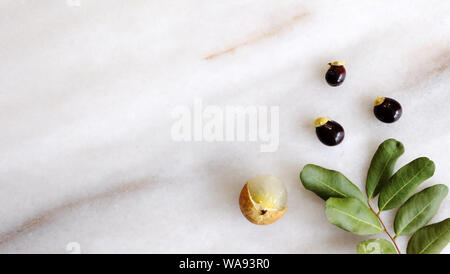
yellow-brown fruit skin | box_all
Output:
[239,183,287,225]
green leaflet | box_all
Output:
[394,184,448,236]
[366,139,404,199]
[300,164,365,203]
[407,218,450,254]
[378,157,435,211]
[325,197,383,235]
[357,239,397,254]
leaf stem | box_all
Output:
[368,201,401,254]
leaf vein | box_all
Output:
[331,207,382,231]
[313,178,348,198]
[397,200,434,235]
[419,229,449,254]
[371,147,394,196]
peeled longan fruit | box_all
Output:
[239,175,287,225]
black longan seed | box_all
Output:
[325,61,346,87]
[373,97,402,123]
[315,118,345,146]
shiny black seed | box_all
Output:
[316,120,345,146]
[374,97,402,123]
[325,63,346,86]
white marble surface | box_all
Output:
[0,0,449,253]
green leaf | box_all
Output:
[394,184,448,236]
[300,164,365,203]
[325,197,383,235]
[378,157,435,211]
[357,239,397,254]
[366,139,404,199]
[407,218,450,254]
